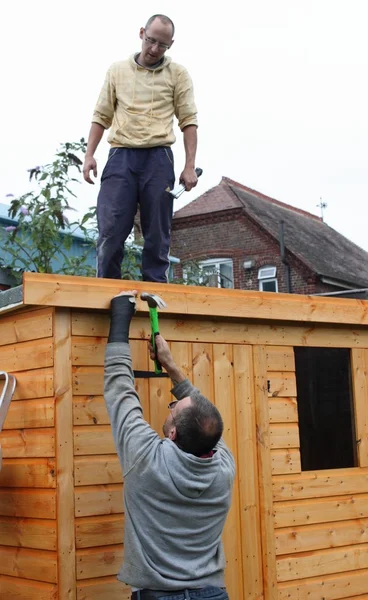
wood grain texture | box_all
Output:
[253,345,278,600]
[77,576,130,600]
[0,516,57,550]
[23,272,368,325]
[0,428,55,457]
[76,544,123,580]
[352,348,368,467]
[0,307,53,347]
[0,488,56,518]
[0,575,57,600]
[213,344,244,599]
[278,568,368,600]
[233,344,263,599]
[274,494,368,528]
[0,545,57,583]
[273,468,368,501]
[54,308,76,600]
[0,337,53,372]
[74,455,122,486]
[0,458,56,488]
[75,485,124,518]
[3,398,54,430]
[75,514,124,549]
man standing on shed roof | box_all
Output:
[83,15,198,283]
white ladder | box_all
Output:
[0,372,16,471]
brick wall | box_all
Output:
[171,210,337,294]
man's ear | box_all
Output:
[139,27,145,41]
[169,426,177,441]
[169,39,174,49]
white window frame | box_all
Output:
[258,266,278,292]
[200,258,234,289]
[183,258,234,288]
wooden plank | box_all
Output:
[0,458,56,488]
[77,576,130,600]
[75,484,124,517]
[0,488,56,518]
[3,397,54,429]
[352,349,368,467]
[253,345,278,600]
[269,423,300,449]
[75,455,122,486]
[54,308,76,600]
[271,449,301,475]
[130,339,150,420]
[22,272,368,326]
[192,343,214,399]
[0,545,57,583]
[275,518,368,555]
[73,366,103,396]
[0,575,57,600]
[0,428,55,457]
[266,346,295,372]
[73,310,368,349]
[12,367,54,401]
[233,344,263,600]
[213,344,244,600]
[273,468,368,501]
[72,311,109,337]
[76,544,123,580]
[0,307,53,346]
[278,568,368,600]
[277,542,368,582]
[76,514,124,548]
[73,396,109,426]
[268,372,297,398]
[0,516,57,550]
[274,494,368,528]
[170,341,193,380]
[73,425,116,455]
[148,372,172,437]
[0,337,53,372]
[269,397,298,423]
[72,336,106,366]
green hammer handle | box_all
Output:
[149,307,162,374]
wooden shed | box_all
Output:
[1,272,368,600]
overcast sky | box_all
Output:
[1,1,367,250]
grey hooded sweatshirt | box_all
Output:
[104,342,236,590]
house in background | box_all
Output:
[170,176,368,297]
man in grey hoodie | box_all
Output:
[104,290,235,600]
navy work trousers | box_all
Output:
[96,146,175,282]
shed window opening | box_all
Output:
[294,347,357,471]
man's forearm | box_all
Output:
[183,125,197,168]
[86,122,105,157]
[165,362,187,386]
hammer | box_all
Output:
[140,293,167,374]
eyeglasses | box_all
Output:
[168,400,180,410]
[144,34,171,51]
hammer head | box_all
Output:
[140,292,167,310]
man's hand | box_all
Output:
[148,335,186,384]
[179,166,198,192]
[83,155,98,184]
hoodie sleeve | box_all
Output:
[92,64,117,129]
[104,342,160,476]
[174,66,198,131]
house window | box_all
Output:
[200,259,234,289]
[183,259,234,288]
[258,266,278,292]
[294,347,357,471]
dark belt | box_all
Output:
[131,589,199,600]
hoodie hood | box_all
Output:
[161,438,230,499]
[130,53,172,72]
